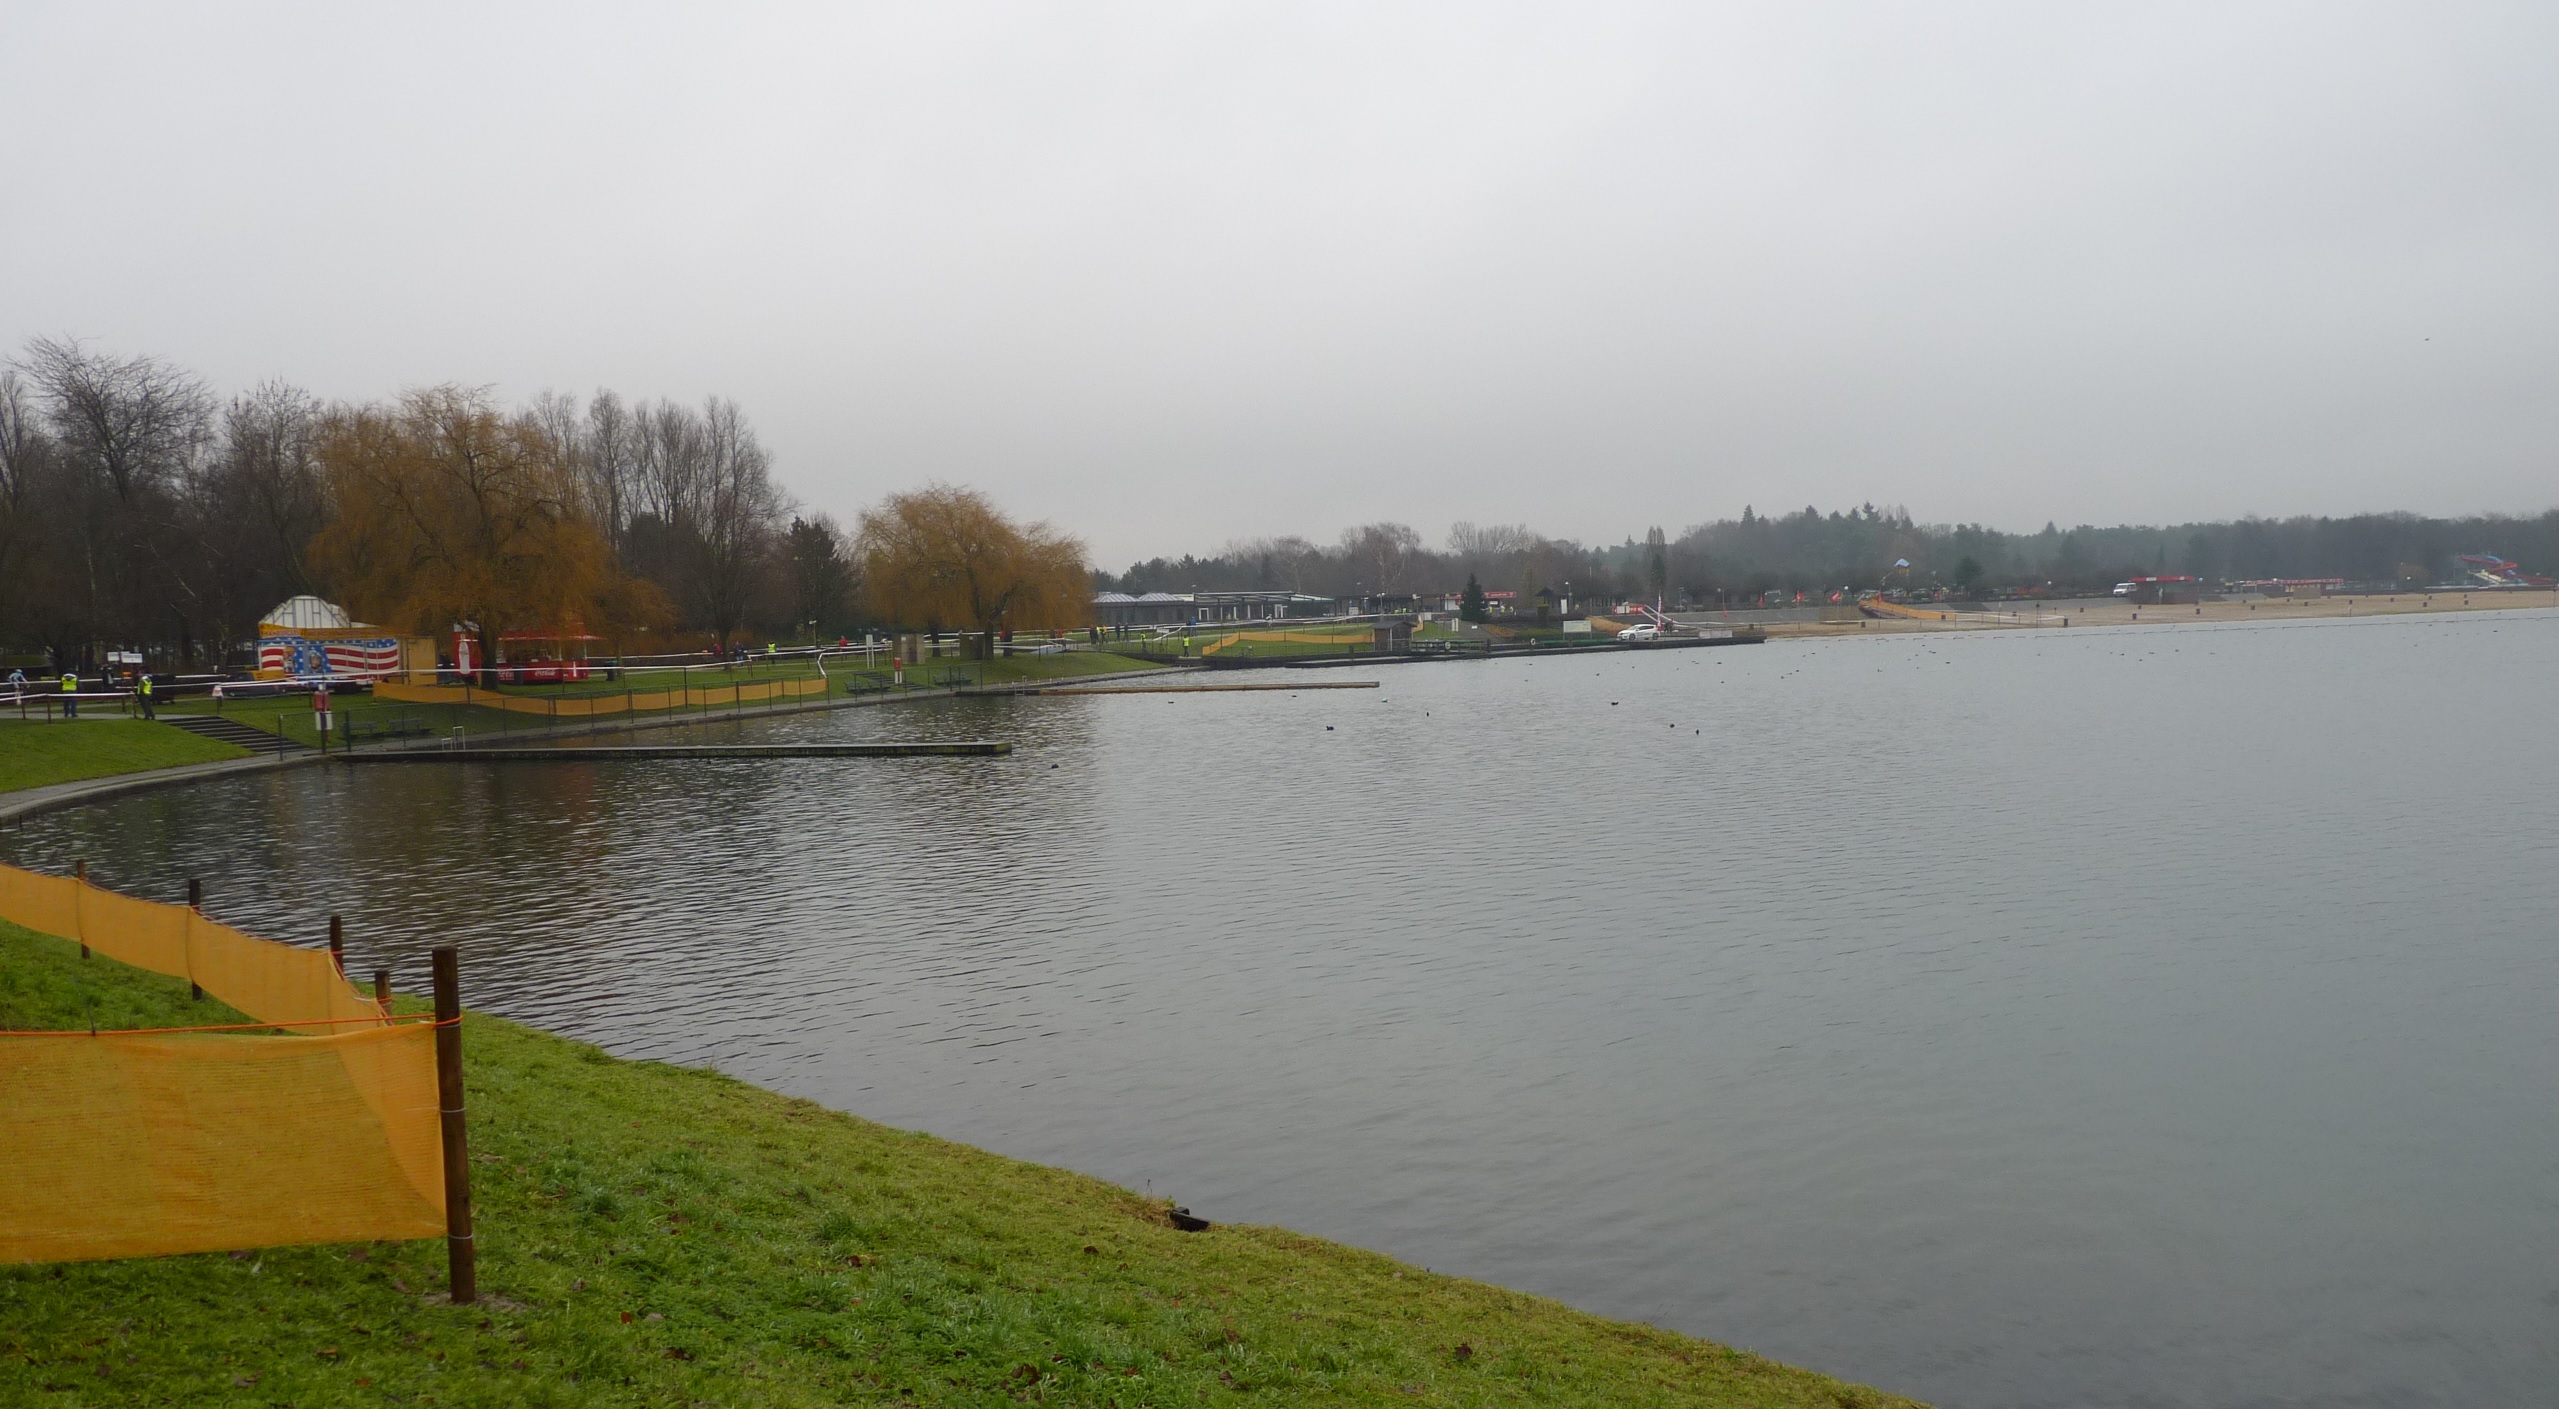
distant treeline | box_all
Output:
[0,338,859,670]
[1104,504,2559,605]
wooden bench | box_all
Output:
[344,711,433,742]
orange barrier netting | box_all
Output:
[1199,630,1371,656]
[377,674,826,717]
[0,864,447,1264]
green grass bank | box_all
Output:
[0,719,247,793]
[160,652,1164,750]
[0,926,1917,1408]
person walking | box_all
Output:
[59,670,78,719]
[137,672,156,719]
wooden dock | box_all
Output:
[1035,681,1380,695]
[341,742,1010,761]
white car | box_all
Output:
[1616,623,1661,641]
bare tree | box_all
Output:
[692,397,787,646]
[1340,521,1421,596]
[0,372,53,646]
[13,336,213,662]
[631,397,705,528]
[18,336,210,505]
[0,371,43,512]
[615,396,787,647]
[1222,534,1324,591]
[1447,521,1536,563]
[583,389,636,565]
[207,381,328,595]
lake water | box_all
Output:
[13,612,2557,1408]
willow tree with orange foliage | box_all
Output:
[311,386,669,675]
[857,486,1088,655]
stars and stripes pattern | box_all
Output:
[257,636,402,678]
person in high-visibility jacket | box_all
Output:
[137,672,156,719]
[59,671,78,719]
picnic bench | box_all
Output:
[342,710,433,743]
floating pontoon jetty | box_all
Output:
[1036,681,1379,695]
[341,742,1010,761]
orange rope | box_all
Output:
[0,1014,446,1038]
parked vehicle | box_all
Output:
[1616,623,1661,641]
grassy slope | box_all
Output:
[0,926,1917,1408]
[162,655,1164,748]
[0,720,248,793]
[507,655,1162,699]
[1198,627,1379,660]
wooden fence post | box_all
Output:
[431,945,475,1304]
[185,878,203,1000]
[74,859,87,959]
[374,967,391,1010]
[328,913,344,976]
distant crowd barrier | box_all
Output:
[376,673,828,717]
[1858,599,1957,621]
[0,864,472,1293]
[1199,629,1368,656]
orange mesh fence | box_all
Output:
[1860,599,1954,621]
[0,1026,445,1262]
[1199,630,1370,655]
[0,863,448,1264]
[377,674,826,716]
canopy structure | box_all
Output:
[255,596,420,680]
[258,595,367,634]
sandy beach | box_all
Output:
[1740,588,2559,637]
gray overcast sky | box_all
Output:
[4,3,2552,565]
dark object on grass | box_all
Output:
[1168,1207,1210,1232]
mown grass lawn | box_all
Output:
[162,654,1168,749]
[0,924,1918,1408]
[0,720,247,794]
[510,652,1160,699]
